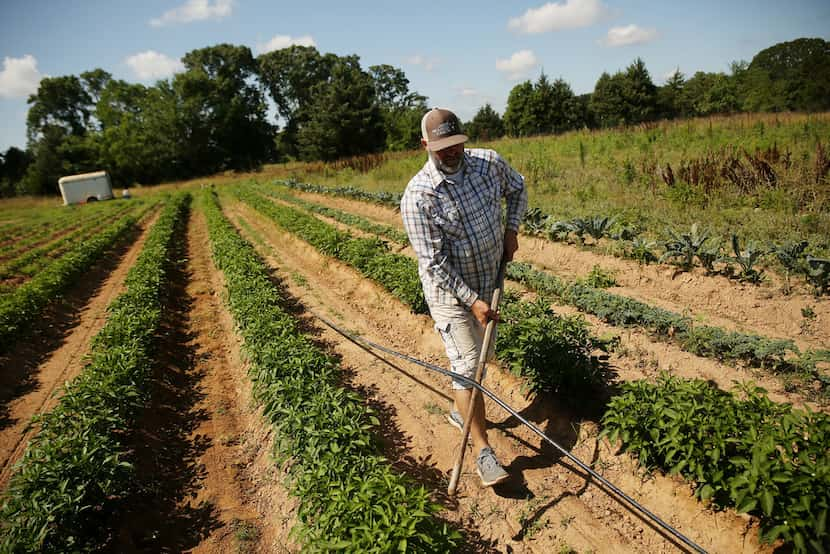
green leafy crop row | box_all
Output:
[0,193,190,552]
[278,178,402,208]
[0,200,128,261]
[497,295,609,397]
[201,190,460,552]
[602,374,829,553]
[259,182,409,245]
[0,200,159,353]
[506,261,830,384]
[0,201,146,282]
[234,186,427,313]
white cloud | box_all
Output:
[603,24,659,47]
[256,35,316,54]
[150,0,233,27]
[0,54,43,98]
[496,50,539,81]
[125,51,184,81]
[458,88,479,97]
[508,0,607,34]
[407,54,438,71]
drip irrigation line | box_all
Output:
[311,310,708,554]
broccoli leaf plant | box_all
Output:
[659,223,709,271]
[806,256,830,296]
[726,234,767,283]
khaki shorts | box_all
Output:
[431,302,496,390]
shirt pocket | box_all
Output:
[434,201,466,240]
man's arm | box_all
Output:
[493,152,527,260]
[401,190,479,308]
[497,154,528,235]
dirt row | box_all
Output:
[223,196,770,553]
[113,208,290,553]
[0,210,160,488]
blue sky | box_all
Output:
[1,0,828,152]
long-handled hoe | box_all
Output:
[447,257,507,496]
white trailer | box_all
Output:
[58,171,114,205]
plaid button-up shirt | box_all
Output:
[401,148,527,309]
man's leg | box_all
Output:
[432,303,507,486]
[453,387,489,453]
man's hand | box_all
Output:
[503,229,519,262]
[471,299,499,327]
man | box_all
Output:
[401,107,527,487]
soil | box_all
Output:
[112,208,294,553]
[4,185,824,552]
[0,210,159,489]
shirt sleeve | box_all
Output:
[401,189,479,308]
[493,153,528,232]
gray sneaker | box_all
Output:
[476,447,509,487]
[446,409,464,431]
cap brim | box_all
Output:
[426,134,468,152]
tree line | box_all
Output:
[466,37,830,140]
[0,44,425,197]
[1,37,828,197]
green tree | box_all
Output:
[26,75,92,142]
[257,45,338,159]
[503,81,535,136]
[296,58,385,160]
[94,79,181,185]
[369,64,427,151]
[589,71,627,127]
[623,58,658,123]
[681,71,739,116]
[657,69,685,119]
[465,104,504,142]
[174,44,274,172]
[0,147,31,197]
[740,38,830,112]
[589,59,658,127]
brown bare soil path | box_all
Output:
[288,190,830,354]
[224,197,769,554]
[114,207,296,553]
[0,210,159,489]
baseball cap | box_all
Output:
[421,108,469,151]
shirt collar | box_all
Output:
[426,151,470,190]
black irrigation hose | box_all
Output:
[311,310,708,554]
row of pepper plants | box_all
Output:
[258,182,409,245]
[506,261,830,388]
[602,374,829,553]
[233,185,609,399]
[202,190,460,552]
[0,199,132,261]
[0,193,190,552]
[0,201,143,283]
[0,198,159,353]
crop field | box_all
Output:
[0,114,828,553]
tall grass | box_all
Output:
[260,112,830,256]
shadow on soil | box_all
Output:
[0,226,143,431]
[108,213,222,552]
